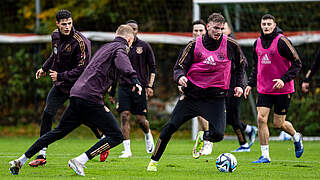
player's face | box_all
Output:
[127,23,138,39]
[207,21,224,40]
[222,22,231,36]
[56,18,73,35]
[192,24,206,39]
[261,19,276,35]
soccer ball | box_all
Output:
[216,153,237,173]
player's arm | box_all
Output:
[57,39,89,83]
[303,48,320,83]
[302,48,320,92]
[247,41,258,88]
[145,43,156,97]
[114,47,142,95]
[228,39,245,97]
[278,36,302,83]
[108,81,118,104]
[41,53,54,72]
[244,41,258,99]
[173,40,195,87]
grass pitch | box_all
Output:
[0,136,319,180]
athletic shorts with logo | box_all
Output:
[256,93,292,115]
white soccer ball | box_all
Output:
[216,153,237,173]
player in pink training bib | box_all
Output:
[244,14,303,163]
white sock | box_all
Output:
[75,153,89,165]
[100,135,106,140]
[145,129,152,140]
[245,125,252,133]
[123,139,131,152]
[261,145,270,159]
[200,132,204,141]
[293,132,300,142]
[18,154,29,166]
[39,148,47,158]
[241,143,249,148]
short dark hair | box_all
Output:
[126,20,138,25]
[261,14,276,23]
[207,13,225,24]
[192,19,206,27]
[56,9,72,22]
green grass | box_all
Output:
[0,136,319,180]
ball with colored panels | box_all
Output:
[216,153,237,173]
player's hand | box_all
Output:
[146,87,154,97]
[132,84,142,95]
[301,82,309,93]
[49,70,58,82]
[177,85,184,94]
[244,86,252,99]
[36,68,46,79]
[178,76,188,87]
[272,79,284,89]
[109,96,116,104]
[234,87,243,97]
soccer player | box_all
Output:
[190,19,213,156]
[147,13,245,171]
[9,24,142,176]
[29,9,109,166]
[244,14,303,163]
[301,48,320,92]
[110,20,156,158]
[222,22,258,152]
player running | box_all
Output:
[147,13,245,171]
[244,14,303,163]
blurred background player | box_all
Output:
[110,20,156,158]
[29,9,109,167]
[244,14,303,163]
[222,22,258,152]
[9,24,142,176]
[301,48,320,93]
[147,13,245,171]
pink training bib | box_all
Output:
[187,35,231,89]
[256,34,294,94]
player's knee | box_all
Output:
[112,131,125,145]
[204,131,224,142]
[257,114,267,124]
[159,123,177,140]
[120,111,130,122]
[273,121,283,129]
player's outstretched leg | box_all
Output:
[193,131,204,159]
[68,158,87,176]
[293,132,304,158]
